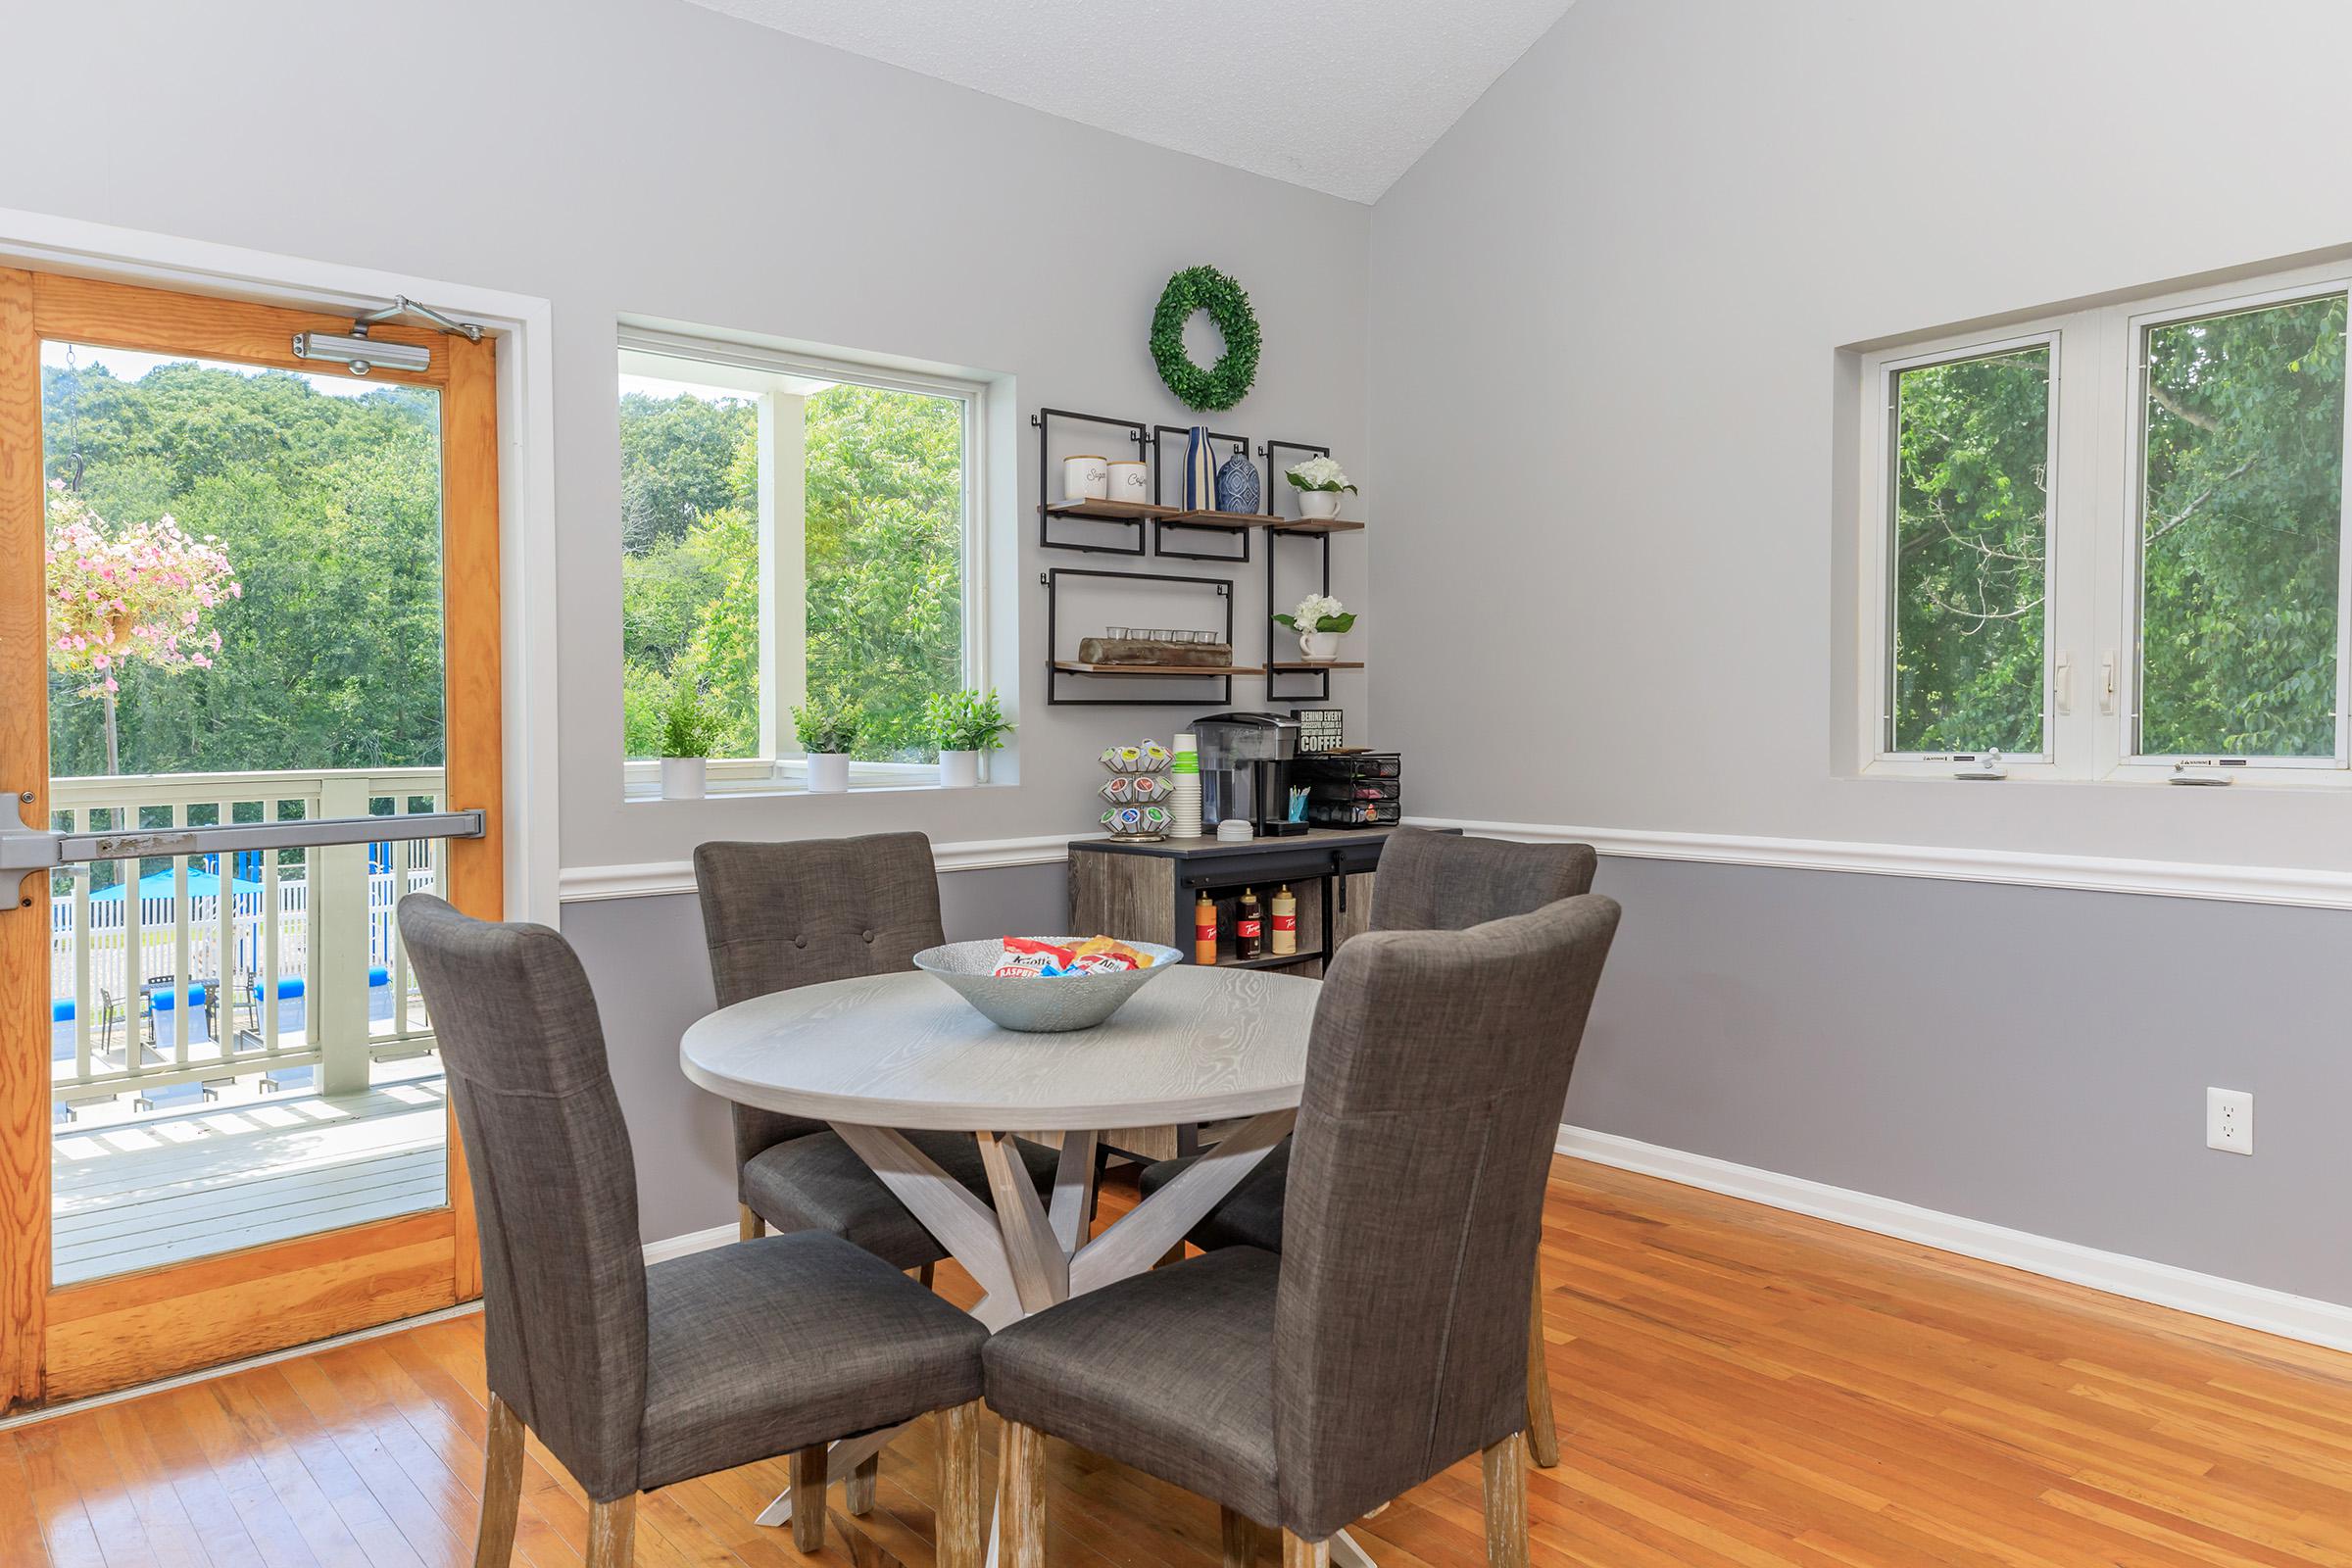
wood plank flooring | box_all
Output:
[6,1154,2351,1566]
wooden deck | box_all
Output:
[6,1156,2351,1566]
[51,1066,447,1286]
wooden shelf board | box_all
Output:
[1042,499,1178,521]
[1162,509,1286,529]
[1053,661,1265,677]
[1267,661,1366,671]
[1267,517,1366,534]
[1202,946,1325,971]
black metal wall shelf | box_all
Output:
[1148,424,1276,563]
[1032,409,1154,555]
[1262,437,1358,705]
[1042,566,1246,707]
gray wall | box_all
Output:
[1577,857,2352,1307]
[564,863,1069,1242]
[1366,0,2352,1308]
[4,0,1371,877]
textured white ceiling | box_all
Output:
[680,0,1576,204]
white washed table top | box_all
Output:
[680,964,1321,1131]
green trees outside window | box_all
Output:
[617,375,967,765]
[2136,295,2346,759]
[1888,345,2050,755]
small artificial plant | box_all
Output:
[658,681,724,759]
[1283,455,1358,495]
[790,696,861,756]
[925,687,1015,753]
[1272,593,1359,635]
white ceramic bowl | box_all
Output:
[912,937,1183,1033]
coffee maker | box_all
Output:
[1192,711,1307,836]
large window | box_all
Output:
[1861,265,2352,781]
[616,330,981,788]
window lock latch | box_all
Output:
[2169,758,2246,786]
[1953,749,2007,781]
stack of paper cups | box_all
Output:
[1169,732,1203,838]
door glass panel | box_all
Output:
[41,340,450,1285]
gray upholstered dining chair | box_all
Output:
[1138,827,1598,1468]
[694,832,1059,1266]
[985,895,1622,1568]
[399,894,991,1568]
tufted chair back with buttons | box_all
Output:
[693,833,948,1166]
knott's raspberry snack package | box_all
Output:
[993,937,1078,978]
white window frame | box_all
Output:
[2115,276,2352,777]
[1859,329,2062,777]
[614,326,990,798]
[1855,257,2352,788]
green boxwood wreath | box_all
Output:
[1150,265,1260,412]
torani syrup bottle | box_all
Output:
[1235,887,1263,961]
[1270,884,1298,956]
[1195,891,1219,965]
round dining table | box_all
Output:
[681,960,1385,1565]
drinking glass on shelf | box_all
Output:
[1104,625,1131,640]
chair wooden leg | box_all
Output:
[1524,1268,1560,1469]
[1481,1432,1530,1568]
[937,1400,986,1568]
[791,1443,828,1552]
[1000,1419,1047,1568]
[1280,1532,1330,1568]
[585,1495,636,1568]
[844,1451,879,1515]
[739,1203,764,1242]
[1220,1506,1259,1568]
[473,1394,525,1568]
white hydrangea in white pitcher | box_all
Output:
[1272,594,1359,663]
[1283,455,1358,521]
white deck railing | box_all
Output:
[45,766,447,1106]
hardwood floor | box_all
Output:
[6,1154,2351,1567]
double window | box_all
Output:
[616,327,986,792]
[1864,267,2351,779]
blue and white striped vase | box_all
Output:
[1183,424,1217,512]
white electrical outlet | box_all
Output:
[2207,1088,2254,1154]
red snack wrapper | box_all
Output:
[993,937,1076,978]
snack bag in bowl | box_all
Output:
[994,937,1077,978]
[1067,936,1153,975]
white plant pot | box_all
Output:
[660,757,707,801]
[1295,489,1344,521]
[1298,630,1345,662]
[807,752,850,794]
[939,749,981,789]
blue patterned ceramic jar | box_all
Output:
[1215,443,1261,514]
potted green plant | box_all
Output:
[1272,593,1359,662]
[925,687,1013,788]
[792,697,860,794]
[657,682,722,800]
[1283,455,1359,522]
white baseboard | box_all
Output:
[643,1222,739,1265]
[1557,1124,2352,1354]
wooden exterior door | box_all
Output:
[0,269,501,1408]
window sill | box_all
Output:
[621,759,1011,802]
[1854,763,2352,792]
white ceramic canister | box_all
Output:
[1105,460,1151,508]
[1063,454,1109,503]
